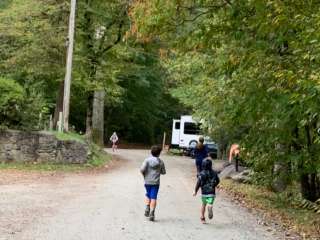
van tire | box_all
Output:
[189,140,198,149]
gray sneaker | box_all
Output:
[144,206,150,217]
[149,210,155,221]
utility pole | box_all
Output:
[62,0,77,132]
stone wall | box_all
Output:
[0,130,89,164]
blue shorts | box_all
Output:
[145,184,160,200]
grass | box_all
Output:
[221,180,320,239]
[167,148,183,155]
[0,162,89,172]
[50,131,86,143]
[0,150,111,172]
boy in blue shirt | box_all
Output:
[194,137,209,173]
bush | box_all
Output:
[0,77,48,130]
[0,77,24,126]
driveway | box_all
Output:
[0,149,284,240]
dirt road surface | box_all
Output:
[0,149,285,240]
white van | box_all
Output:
[171,115,200,149]
[171,115,218,157]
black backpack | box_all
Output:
[201,170,218,194]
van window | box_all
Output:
[184,122,201,135]
[175,122,180,129]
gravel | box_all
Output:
[0,149,285,240]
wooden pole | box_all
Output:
[162,132,166,151]
[58,112,63,132]
[62,0,77,132]
[49,115,53,131]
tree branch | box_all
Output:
[173,2,230,26]
[100,19,125,55]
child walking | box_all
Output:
[109,132,119,152]
[193,158,220,223]
[140,145,166,221]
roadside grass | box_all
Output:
[0,149,111,172]
[167,149,183,155]
[221,180,320,238]
[50,131,86,143]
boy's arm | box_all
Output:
[140,159,148,175]
[193,177,201,196]
[160,160,166,175]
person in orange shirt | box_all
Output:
[229,143,240,172]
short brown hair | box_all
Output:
[151,145,162,157]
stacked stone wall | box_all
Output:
[0,130,88,164]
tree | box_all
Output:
[74,0,129,145]
[0,0,187,147]
[0,0,68,129]
[130,0,320,201]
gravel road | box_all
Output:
[0,149,285,240]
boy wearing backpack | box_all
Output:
[193,158,220,223]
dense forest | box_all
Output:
[0,0,320,202]
[0,0,185,144]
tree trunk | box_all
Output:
[300,125,320,201]
[92,90,105,146]
[300,173,320,202]
[53,81,64,129]
[85,93,94,138]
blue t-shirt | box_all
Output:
[194,145,208,166]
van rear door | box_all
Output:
[171,120,180,146]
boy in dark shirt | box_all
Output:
[193,158,220,223]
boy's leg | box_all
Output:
[149,185,159,221]
[201,202,206,223]
[145,198,151,217]
[150,199,157,209]
[208,204,213,219]
[149,199,156,221]
[144,185,151,217]
[207,197,215,219]
[235,155,239,172]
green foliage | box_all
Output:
[0,77,48,129]
[105,43,186,144]
[0,77,24,125]
[0,0,68,129]
[51,131,85,143]
[0,0,183,144]
[88,142,111,167]
[131,0,320,200]
[69,0,184,143]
